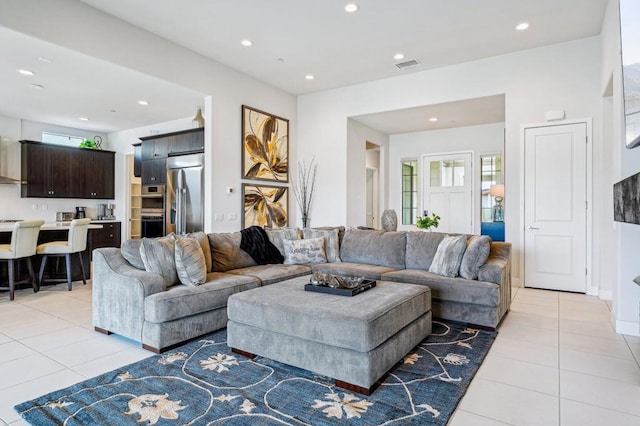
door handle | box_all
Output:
[527,226,540,230]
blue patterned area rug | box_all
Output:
[16,321,496,425]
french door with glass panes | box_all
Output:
[422,152,473,234]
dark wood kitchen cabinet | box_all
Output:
[21,140,115,199]
[139,128,204,185]
[89,221,121,258]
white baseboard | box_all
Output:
[615,319,640,336]
[599,290,613,301]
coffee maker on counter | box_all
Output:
[97,203,116,220]
[75,206,86,219]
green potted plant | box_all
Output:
[416,212,440,231]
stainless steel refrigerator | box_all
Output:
[166,153,204,235]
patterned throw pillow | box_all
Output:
[428,234,467,278]
[283,237,327,265]
[175,231,212,273]
[139,235,178,288]
[303,228,341,263]
[174,237,207,286]
[459,235,492,280]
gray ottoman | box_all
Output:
[227,276,432,394]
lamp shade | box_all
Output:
[489,184,504,198]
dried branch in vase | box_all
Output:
[292,157,317,228]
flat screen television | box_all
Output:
[614,171,640,224]
[620,0,640,149]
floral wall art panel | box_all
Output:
[242,105,289,182]
[242,184,288,229]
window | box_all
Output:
[430,159,465,187]
[42,132,84,147]
[401,160,418,225]
[481,155,503,222]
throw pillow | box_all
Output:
[459,235,492,280]
[139,235,178,288]
[265,227,301,256]
[121,239,145,270]
[428,234,467,278]
[303,228,341,263]
[175,237,207,286]
[175,231,212,272]
[283,237,327,265]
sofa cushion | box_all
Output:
[429,235,467,278]
[120,239,145,270]
[139,235,178,288]
[459,235,492,280]
[303,228,341,263]
[208,232,257,272]
[311,262,397,281]
[310,226,346,247]
[226,264,312,285]
[175,237,207,286]
[265,227,301,256]
[283,237,327,264]
[144,272,260,323]
[340,230,406,269]
[382,269,499,307]
[405,231,447,270]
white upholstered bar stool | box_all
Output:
[37,218,91,291]
[0,220,45,301]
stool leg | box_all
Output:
[26,257,39,293]
[77,252,87,285]
[65,253,72,291]
[38,255,48,286]
[8,259,14,301]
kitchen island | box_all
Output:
[0,221,107,291]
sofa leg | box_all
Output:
[335,380,378,396]
[94,327,112,335]
[142,344,162,354]
[232,348,256,359]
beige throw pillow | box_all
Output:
[283,237,327,265]
[175,237,207,286]
[139,235,178,288]
[303,228,341,263]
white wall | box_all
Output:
[0,0,297,233]
[345,119,389,228]
[388,123,504,233]
[601,0,640,335]
[298,37,602,286]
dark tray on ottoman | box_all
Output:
[304,280,376,296]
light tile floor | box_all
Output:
[0,283,639,425]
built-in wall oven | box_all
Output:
[141,185,165,238]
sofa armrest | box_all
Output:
[92,247,166,343]
[478,242,512,322]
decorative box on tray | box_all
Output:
[304,273,376,297]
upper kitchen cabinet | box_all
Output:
[138,128,204,185]
[20,141,115,199]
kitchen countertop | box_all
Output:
[0,222,104,232]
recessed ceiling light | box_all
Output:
[241,39,253,47]
[110,109,117,113]
[429,117,438,122]
[18,69,35,76]
[30,84,44,89]
[138,100,149,106]
[79,117,90,121]
[516,22,529,31]
[394,53,405,60]
[38,57,53,63]
[305,74,315,80]
[345,3,359,13]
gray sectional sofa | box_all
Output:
[92,228,511,353]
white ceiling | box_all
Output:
[0,0,608,134]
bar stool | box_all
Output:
[37,218,91,291]
[0,220,45,301]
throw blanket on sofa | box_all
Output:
[240,226,284,265]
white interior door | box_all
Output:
[422,152,473,234]
[366,168,375,227]
[524,123,587,292]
